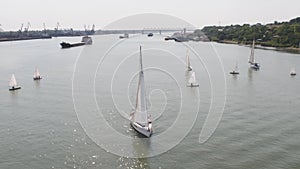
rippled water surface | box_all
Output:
[0,35,299,169]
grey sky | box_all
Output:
[0,0,299,31]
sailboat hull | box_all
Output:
[33,77,42,80]
[130,121,152,137]
[250,63,260,70]
[230,71,239,75]
[187,83,199,87]
[251,65,260,70]
[9,86,21,91]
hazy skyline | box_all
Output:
[1,0,299,31]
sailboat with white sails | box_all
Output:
[249,40,260,70]
[33,67,42,80]
[9,74,21,91]
[290,67,296,76]
[230,61,239,75]
[186,50,192,71]
[187,71,199,87]
[130,46,153,137]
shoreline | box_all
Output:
[0,36,52,42]
[218,40,300,54]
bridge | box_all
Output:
[96,27,196,35]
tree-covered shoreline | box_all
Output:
[201,17,300,48]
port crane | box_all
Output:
[55,22,60,36]
[43,23,46,32]
[17,23,24,36]
[24,22,31,32]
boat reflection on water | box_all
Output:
[248,67,253,82]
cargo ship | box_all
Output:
[60,36,92,48]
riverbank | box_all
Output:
[0,36,52,42]
[217,40,300,54]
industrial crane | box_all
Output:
[24,22,31,32]
[18,23,24,36]
[54,22,60,36]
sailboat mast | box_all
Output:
[140,46,143,73]
[139,46,147,112]
[186,50,190,68]
[249,40,255,64]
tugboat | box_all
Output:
[119,33,129,39]
[147,33,153,37]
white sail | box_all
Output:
[290,67,296,74]
[186,50,192,71]
[9,74,18,87]
[188,72,197,84]
[235,61,239,72]
[33,67,41,78]
[249,40,255,64]
[133,46,149,126]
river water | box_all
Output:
[0,35,299,169]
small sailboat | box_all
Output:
[290,67,296,76]
[187,71,199,87]
[33,67,42,80]
[249,40,260,70]
[230,62,239,75]
[186,50,193,71]
[9,74,21,91]
[130,46,153,137]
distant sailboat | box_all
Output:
[9,74,21,91]
[33,67,42,80]
[186,50,192,71]
[290,67,296,76]
[130,46,153,137]
[249,40,260,70]
[230,61,239,75]
[187,71,199,87]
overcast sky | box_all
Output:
[0,0,299,31]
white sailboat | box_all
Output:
[230,61,239,75]
[187,71,199,87]
[33,67,42,80]
[130,46,153,137]
[249,40,260,70]
[290,67,296,76]
[9,74,21,91]
[186,50,192,71]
